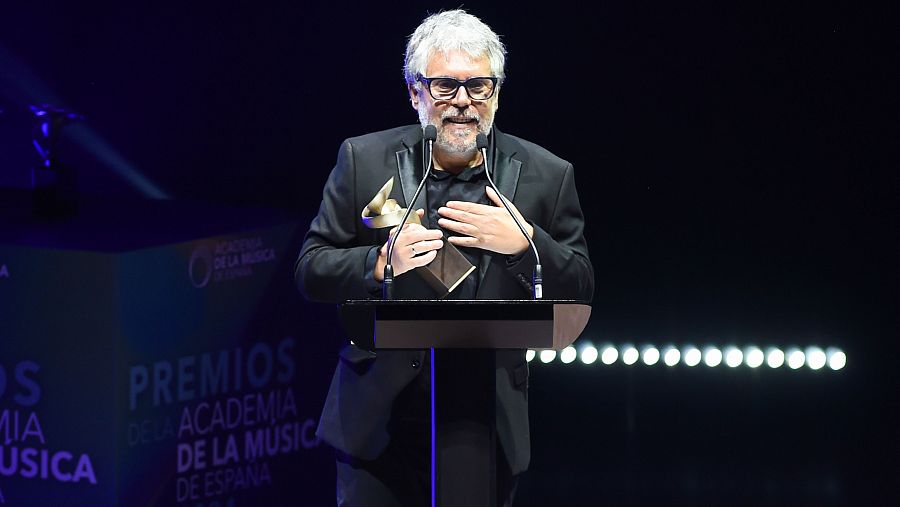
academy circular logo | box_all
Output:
[188,246,213,288]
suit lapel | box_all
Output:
[476,131,523,292]
[495,150,522,207]
[395,134,429,226]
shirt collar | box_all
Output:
[430,163,486,182]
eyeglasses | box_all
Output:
[416,75,499,101]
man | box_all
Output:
[295,9,593,506]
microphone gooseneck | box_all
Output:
[383,124,438,299]
[476,133,543,299]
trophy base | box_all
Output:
[415,240,476,298]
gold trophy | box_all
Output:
[362,177,475,297]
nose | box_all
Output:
[450,85,473,108]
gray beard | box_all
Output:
[436,124,477,155]
[417,104,492,157]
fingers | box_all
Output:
[381,223,443,259]
[438,205,479,222]
[395,244,439,275]
[439,191,532,255]
[443,200,492,214]
[390,223,443,242]
[485,186,525,223]
[410,239,444,255]
[438,216,478,236]
[447,235,480,248]
[407,249,437,268]
[390,220,421,236]
[403,227,443,244]
[444,189,507,212]
[485,186,505,207]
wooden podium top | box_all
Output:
[339,300,591,350]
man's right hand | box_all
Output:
[374,209,444,282]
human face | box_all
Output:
[409,49,500,158]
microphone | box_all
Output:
[383,124,438,299]
[476,133,543,299]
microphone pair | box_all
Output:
[383,126,543,300]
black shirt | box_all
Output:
[388,163,491,450]
[425,163,489,300]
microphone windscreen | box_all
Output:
[423,124,438,141]
[476,133,489,150]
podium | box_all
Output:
[339,300,591,507]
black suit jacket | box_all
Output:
[295,125,593,475]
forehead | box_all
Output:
[425,49,492,78]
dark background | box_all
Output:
[1,0,896,504]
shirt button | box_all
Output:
[411,360,421,369]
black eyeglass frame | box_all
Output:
[416,75,500,101]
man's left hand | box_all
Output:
[437,186,534,255]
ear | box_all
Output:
[408,83,421,111]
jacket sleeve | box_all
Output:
[294,140,382,303]
[506,163,594,301]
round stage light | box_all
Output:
[703,347,723,367]
[526,350,536,362]
[724,346,743,368]
[766,348,785,368]
[786,348,805,370]
[560,346,577,364]
[581,345,599,365]
[744,347,764,368]
[827,348,846,370]
[682,347,702,367]
[663,346,681,367]
[806,347,827,370]
[601,345,618,365]
[642,346,660,366]
[621,346,639,365]
[539,350,557,364]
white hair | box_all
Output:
[404,10,506,86]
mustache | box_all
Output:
[440,108,480,123]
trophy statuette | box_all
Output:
[362,177,475,297]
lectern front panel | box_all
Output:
[376,319,554,348]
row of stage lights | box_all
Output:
[526,344,846,371]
